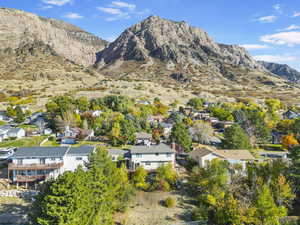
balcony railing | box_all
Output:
[8,162,63,170]
[14,174,48,182]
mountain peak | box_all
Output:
[95,16,264,76]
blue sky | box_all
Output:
[1,0,300,70]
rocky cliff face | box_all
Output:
[259,61,300,84]
[95,16,265,77]
[0,8,107,66]
[0,40,97,80]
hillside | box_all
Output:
[95,16,291,92]
[0,7,107,66]
[259,61,300,84]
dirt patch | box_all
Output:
[115,191,195,225]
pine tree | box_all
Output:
[170,122,192,152]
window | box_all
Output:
[155,153,159,156]
[76,157,83,161]
[40,158,45,164]
[145,162,151,166]
[17,159,23,165]
[167,153,172,157]
[50,158,56,161]
[136,154,142,158]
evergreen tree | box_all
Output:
[221,124,251,149]
[14,105,25,123]
[170,122,192,152]
[254,185,287,225]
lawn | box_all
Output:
[0,121,7,126]
[0,136,46,148]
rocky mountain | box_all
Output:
[259,61,300,84]
[0,8,107,66]
[95,15,288,89]
[0,40,99,80]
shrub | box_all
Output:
[164,197,176,208]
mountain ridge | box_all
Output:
[259,61,300,84]
[0,7,108,66]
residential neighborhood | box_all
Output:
[0,95,299,225]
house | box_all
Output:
[107,149,129,162]
[8,145,95,187]
[7,128,25,139]
[63,126,79,138]
[0,148,15,160]
[135,132,152,145]
[129,143,175,171]
[44,128,53,135]
[188,148,255,169]
[282,110,300,119]
[147,115,165,124]
[158,122,173,137]
[88,110,102,117]
[0,125,12,140]
[271,131,285,144]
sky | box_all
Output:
[1,0,300,70]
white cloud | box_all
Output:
[42,0,71,6]
[255,15,277,23]
[98,7,123,15]
[277,24,300,31]
[110,1,136,11]
[261,31,300,46]
[63,12,83,19]
[39,5,53,10]
[240,44,270,50]
[273,4,282,14]
[97,1,150,21]
[254,54,297,63]
[106,36,117,42]
[292,12,300,17]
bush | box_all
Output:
[164,197,176,208]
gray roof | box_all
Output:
[130,143,175,154]
[108,149,128,155]
[67,146,95,156]
[13,147,69,158]
[135,132,152,139]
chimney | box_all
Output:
[171,142,176,150]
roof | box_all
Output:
[189,148,212,159]
[107,149,129,155]
[13,147,69,158]
[67,146,95,156]
[130,143,175,154]
[189,148,254,160]
[136,132,152,139]
[7,128,23,134]
[215,150,255,160]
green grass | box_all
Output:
[41,139,60,147]
[0,121,7,126]
[18,124,37,129]
[0,136,46,148]
[73,141,104,147]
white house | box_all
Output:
[7,128,25,139]
[129,143,175,171]
[188,148,255,169]
[107,149,129,162]
[8,146,95,186]
[159,122,173,137]
[135,132,152,145]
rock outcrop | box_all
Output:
[0,7,107,66]
[259,61,300,84]
[95,15,266,78]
